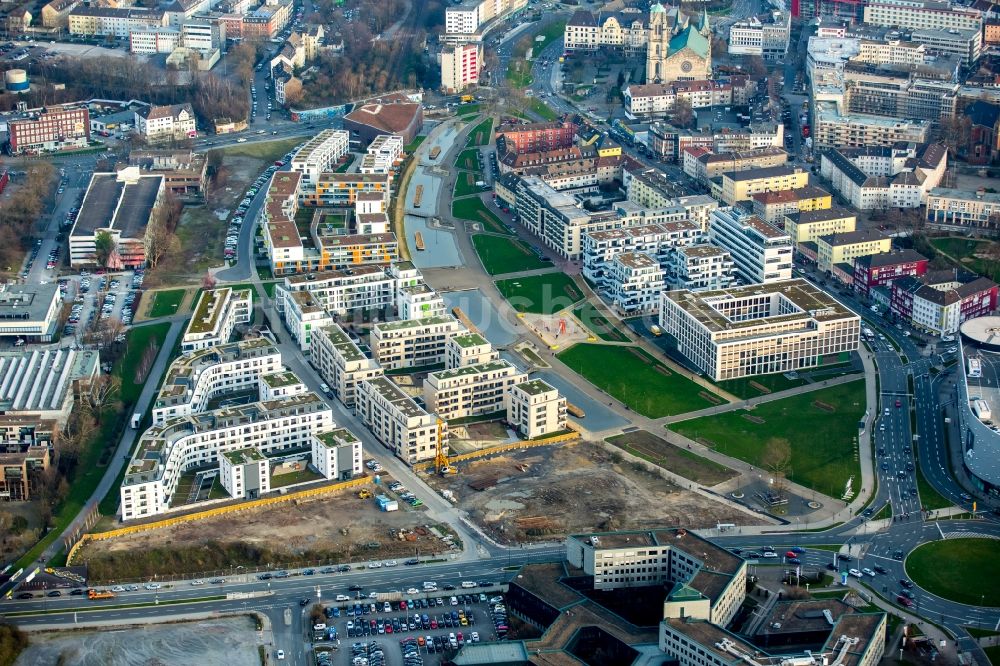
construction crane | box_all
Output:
[435,419,455,475]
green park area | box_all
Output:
[906,539,1000,607]
[671,380,865,496]
[472,234,548,275]
[404,136,427,152]
[147,289,186,318]
[572,302,629,342]
[713,361,858,399]
[929,236,1000,283]
[559,344,724,417]
[221,136,303,163]
[454,172,484,198]
[495,272,582,314]
[452,197,509,235]
[455,148,483,172]
[528,98,558,121]
[606,431,736,486]
[467,117,494,147]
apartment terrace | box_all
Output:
[156,339,277,404]
[188,287,250,335]
[223,447,265,465]
[376,314,453,332]
[516,379,555,396]
[452,332,488,349]
[432,359,510,381]
[261,371,300,389]
[315,427,360,449]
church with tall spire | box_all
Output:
[645,2,712,83]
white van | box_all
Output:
[423,582,438,590]
[335,594,350,602]
[762,552,778,559]
[461,581,476,589]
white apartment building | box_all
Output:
[659,279,861,381]
[582,221,701,285]
[367,134,404,166]
[311,427,364,481]
[820,143,947,210]
[129,27,179,54]
[863,0,982,34]
[277,288,334,351]
[120,392,333,521]
[441,42,482,93]
[424,359,527,421]
[181,19,221,51]
[605,252,665,316]
[504,379,567,439]
[182,287,252,353]
[277,263,422,318]
[665,244,737,292]
[310,324,384,407]
[371,315,467,371]
[356,377,445,465]
[219,447,270,501]
[727,10,790,60]
[445,332,499,369]
[445,3,480,34]
[911,26,980,67]
[290,129,350,185]
[397,283,447,320]
[134,103,197,143]
[708,208,793,284]
[152,338,282,426]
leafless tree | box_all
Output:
[84,374,122,425]
[671,97,694,129]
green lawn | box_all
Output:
[405,135,427,152]
[452,197,510,235]
[147,289,186,318]
[915,462,953,511]
[472,234,548,275]
[262,281,277,298]
[455,172,484,198]
[271,467,323,488]
[606,431,736,485]
[455,148,483,172]
[559,344,725,417]
[906,539,1000,607]
[495,272,583,314]
[120,322,172,405]
[671,380,865,496]
[528,98,558,121]
[715,373,810,399]
[220,137,303,163]
[467,117,494,147]
[985,645,1000,666]
[572,302,629,342]
[929,237,1000,283]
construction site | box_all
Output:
[423,441,752,545]
[74,485,458,582]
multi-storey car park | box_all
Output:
[151,338,282,426]
[660,279,861,381]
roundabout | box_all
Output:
[905,537,1000,607]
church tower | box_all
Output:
[645,1,668,83]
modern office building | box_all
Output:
[181,287,252,353]
[816,229,892,273]
[424,359,527,422]
[0,283,63,342]
[120,392,333,521]
[665,244,737,292]
[152,338,281,426]
[371,316,467,371]
[290,129,350,185]
[708,208,793,284]
[310,324,384,407]
[356,377,446,465]
[862,0,982,34]
[812,106,931,151]
[783,207,857,245]
[727,10,791,59]
[69,167,165,268]
[660,279,860,380]
[504,379,567,439]
[311,427,364,481]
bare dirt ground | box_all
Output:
[77,488,457,581]
[425,441,753,545]
[15,616,259,666]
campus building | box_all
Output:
[371,316,467,371]
[356,377,446,465]
[659,279,860,381]
[0,283,63,342]
[504,378,567,439]
[310,324,384,407]
[69,167,165,268]
[120,392,333,521]
[181,287,252,353]
[152,338,281,426]
[708,208,793,284]
[424,359,527,422]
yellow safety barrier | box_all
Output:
[413,428,580,472]
[67,476,371,565]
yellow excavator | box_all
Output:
[435,419,456,475]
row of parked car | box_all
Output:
[224,157,290,261]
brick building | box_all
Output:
[495,120,576,155]
[852,249,928,297]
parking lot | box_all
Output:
[316,586,509,666]
[62,269,144,342]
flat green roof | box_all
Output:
[261,371,299,388]
[223,447,265,465]
[516,378,556,396]
[188,287,251,335]
[376,315,454,332]
[315,427,360,449]
[452,332,488,349]
[431,360,513,381]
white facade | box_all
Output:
[605,251,665,315]
[357,377,445,465]
[278,263,421,318]
[863,0,982,33]
[182,287,252,353]
[290,129,350,185]
[660,279,861,381]
[445,332,499,369]
[441,42,482,93]
[311,427,364,481]
[219,447,270,501]
[708,208,792,284]
[0,283,63,342]
[277,288,334,351]
[504,379,567,439]
[129,27,179,54]
[727,11,790,59]
[310,324,384,407]
[371,315,467,371]
[134,104,197,142]
[665,244,737,292]
[582,221,701,285]
[120,393,333,521]
[424,359,527,421]
[152,338,282,426]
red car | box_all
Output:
[897,595,913,607]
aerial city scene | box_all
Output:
[0,0,1000,662]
